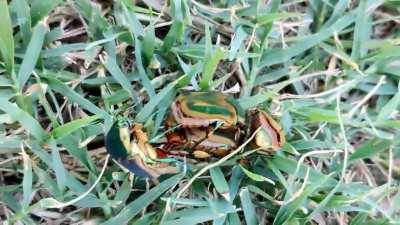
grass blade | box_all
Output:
[0,97,47,142]
[50,115,101,139]
[30,0,62,25]
[135,79,178,123]
[49,139,67,193]
[273,174,331,225]
[322,0,349,29]
[256,12,302,26]
[239,165,275,184]
[351,0,369,61]
[229,26,247,61]
[228,166,244,203]
[162,200,236,225]
[119,2,156,97]
[102,55,141,104]
[348,138,392,163]
[41,75,109,118]
[21,147,33,209]
[259,12,356,67]
[102,173,183,225]
[0,0,14,73]
[239,187,258,225]
[199,46,224,90]
[210,167,230,201]
[161,0,185,52]
[199,24,225,90]
[12,0,32,45]
[376,91,400,122]
[18,22,47,88]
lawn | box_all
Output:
[0,0,399,224]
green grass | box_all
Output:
[0,0,400,224]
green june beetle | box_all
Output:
[105,119,177,178]
[105,92,285,178]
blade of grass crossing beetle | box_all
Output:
[210,167,230,201]
[18,22,47,88]
[239,187,258,225]
[102,174,183,225]
[0,0,15,74]
[0,97,47,142]
[113,176,132,205]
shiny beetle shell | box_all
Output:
[165,92,244,158]
[171,92,239,127]
[164,92,285,158]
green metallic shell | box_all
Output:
[105,122,154,178]
[105,122,128,160]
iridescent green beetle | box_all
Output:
[105,119,177,178]
[105,92,285,178]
